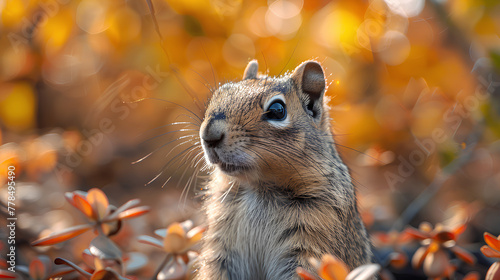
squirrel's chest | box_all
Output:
[231,190,284,245]
[211,189,290,264]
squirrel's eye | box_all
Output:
[266,100,286,121]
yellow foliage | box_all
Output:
[0,83,36,131]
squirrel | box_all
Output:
[194,60,372,279]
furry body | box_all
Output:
[195,61,372,279]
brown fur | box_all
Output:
[195,60,372,279]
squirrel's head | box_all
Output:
[200,60,332,182]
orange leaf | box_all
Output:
[116,206,150,220]
[87,188,109,221]
[463,271,480,280]
[388,252,407,269]
[105,199,141,221]
[404,227,429,240]
[372,232,390,244]
[397,231,413,244]
[296,267,319,280]
[481,245,500,258]
[29,258,46,280]
[32,224,92,246]
[319,254,349,280]
[0,269,17,278]
[65,192,86,209]
[453,224,466,237]
[73,193,95,220]
[485,233,500,253]
[451,246,476,265]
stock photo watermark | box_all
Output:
[384,73,500,190]
[5,165,17,273]
[7,0,70,52]
[53,65,170,181]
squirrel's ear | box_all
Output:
[291,61,326,119]
[243,60,258,80]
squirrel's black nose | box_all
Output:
[201,115,226,148]
[203,131,225,148]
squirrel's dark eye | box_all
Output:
[266,100,286,121]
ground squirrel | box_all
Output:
[195,60,372,279]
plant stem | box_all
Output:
[152,254,173,280]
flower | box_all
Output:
[296,254,380,280]
[32,188,150,246]
[138,220,204,255]
[480,232,500,280]
[138,220,205,280]
[406,222,476,278]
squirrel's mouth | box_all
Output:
[204,149,252,175]
[217,162,252,174]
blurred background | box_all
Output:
[1,0,500,278]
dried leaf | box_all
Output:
[31,224,92,246]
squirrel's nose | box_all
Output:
[201,115,226,148]
[203,130,225,148]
